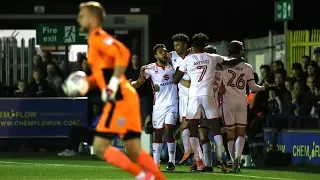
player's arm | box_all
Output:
[179,79,190,88]
[98,38,130,100]
[131,66,150,88]
[173,60,187,84]
[247,65,268,92]
[248,80,265,92]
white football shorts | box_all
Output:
[222,102,247,128]
[178,95,188,121]
[152,104,178,129]
[186,96,219,120]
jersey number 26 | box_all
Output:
[226,70,245,89]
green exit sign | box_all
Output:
[275,0,294,22]
[36,24,87,45]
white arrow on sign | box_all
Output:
[287,4,291,17]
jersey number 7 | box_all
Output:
[197,65,207,82]
[226,70,246,89]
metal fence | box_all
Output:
[0,38,36,86]
[288,29,320,75]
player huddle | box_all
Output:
[131,33,268,173]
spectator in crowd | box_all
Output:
[33,55,46,76]
[308,61,318,77]
[306,76,315,94]
[27,69,56,97]
[311,84,320,119]
[291,63,306,83]
[301,55,311,77]
[284,77,294,93]
[266,87,281,128]
[313,47,320,67]
[42,51,54,65]
[273,72,292,115]
[271,60,287,78]
[46,63,63,94]
[290,80,314,128]
[13,80,28,97]
[126,54,153,125]
[259,65,274,85]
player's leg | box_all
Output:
[231,104,248,173]
[203,97,226,172]
[123,101,166,180]
[221,122,232,166]
[164,105,178,170]
[179,96,193,165]
[199,125,212,172]
[94,102,149,180]
[186,97,204,171]
[222,102,237,170]
[151,107,166,167]
[124,133,165,180]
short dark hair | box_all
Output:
[273,60,284,68]
[302,55,311,61]
[309,60,317,67]
[152,44,166,55]
[192,33,209,48]
[204,45,217,54]
[260,65,271,72]
[228,40,243,55]
[80,1,106,24]
[172,33,189,43]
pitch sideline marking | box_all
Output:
[0,161,296,180]
[218,173,295,180]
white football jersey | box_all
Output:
[143,63,178,107]
[170,51,191,97]
[222,62,255,103]
[179,53,224,98]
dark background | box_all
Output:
[1,0,318,54]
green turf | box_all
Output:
[0,155,319,180]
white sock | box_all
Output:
[214,135,223,162]
[202,142,212,167]
[182,129,190,153]
[235,136,245,160]
[197,143,204,160]
[228,140,235,161]
[167,141,176,164]
[135,171,146,180]
[189,137,200,161]
[152,143,163,165]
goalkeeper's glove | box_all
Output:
[101,76,120,102]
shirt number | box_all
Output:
[197,65,207,82]
[213,75,220,92]
[226,70,245,89]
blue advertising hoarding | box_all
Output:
[264,130,320,164]
[0,98,88,138]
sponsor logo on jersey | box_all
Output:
[163,74,170,81]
